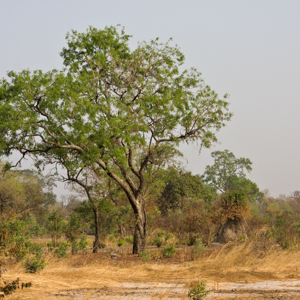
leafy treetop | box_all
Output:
[200,150,253,194]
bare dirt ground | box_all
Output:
[4,242,300,299]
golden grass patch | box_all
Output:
[4,242,300,299]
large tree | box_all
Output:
[0,26,232,253]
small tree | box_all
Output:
[46,210,65,247]
[65,214,85,254]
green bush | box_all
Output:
[28,242,43,259]
[46,210,66,248]
[65,214,85,254]
[47,242,54,252]
[124,235,133,244]
[188,281,210,299]
[139,250,151,263]
[23,256,47,273]
[54,242,70,258]
[78,235,88,252]
[162,244,177,258]
[165,233,174,241]
[191,238,206,261]
[154,237,163,248]
[157,230,165,238]
[117,239,125,247]
[23,214,44,237]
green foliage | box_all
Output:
[54,242,70,258]
[188,281,210,299]
[159,169,214,214]
[238,234,246,243]
[1,216,44,261]
[227,175,264,203]
[154,237,163,248]
[201,150,253,193]
[124,235,133,244]
[65,214,85,254]
[191,238,206,261]
[75,200,131,240]
[78,234,88,252]
[157,230,165,238]
[23,256,47,273]
[46,210,66,247]
[117,239,125,247]
[250,203,260,218]
[0,213,23,266]
[138,250,151,263]
[162,244,177,258]
[0,279,32,296]
[23,214,45,237]
[47,242,54,252]
[165,233,174,241]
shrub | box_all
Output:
[78,234,89,252]
[165,233,174,241]
[188,281,210,299]
[124,235,133,244]
[65,214,85,254]
[1,278,32,295]
[13,237,43,261]
[54,242,70,258]
[162,244,177,258]
[117,239,125,247]
[191,238,206,261]
[23,256,47,273]
[154,237,163,248]
[139,250,151,263]
[46,210,66,248]
[47,242,54,252]
[157,230,166,238]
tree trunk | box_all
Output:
[132,199,147,254]
[92,208,100,253]
[119,224,126,239]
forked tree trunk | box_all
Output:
[92,208,100,253]
[132,197,147,254]
[103,167,148,255]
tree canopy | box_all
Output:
[200,150,253,193]
[158,168,215,214]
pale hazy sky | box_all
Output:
[1,1,300,197]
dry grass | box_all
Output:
[4,242,300,299]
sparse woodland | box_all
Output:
[0,26,300,298]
